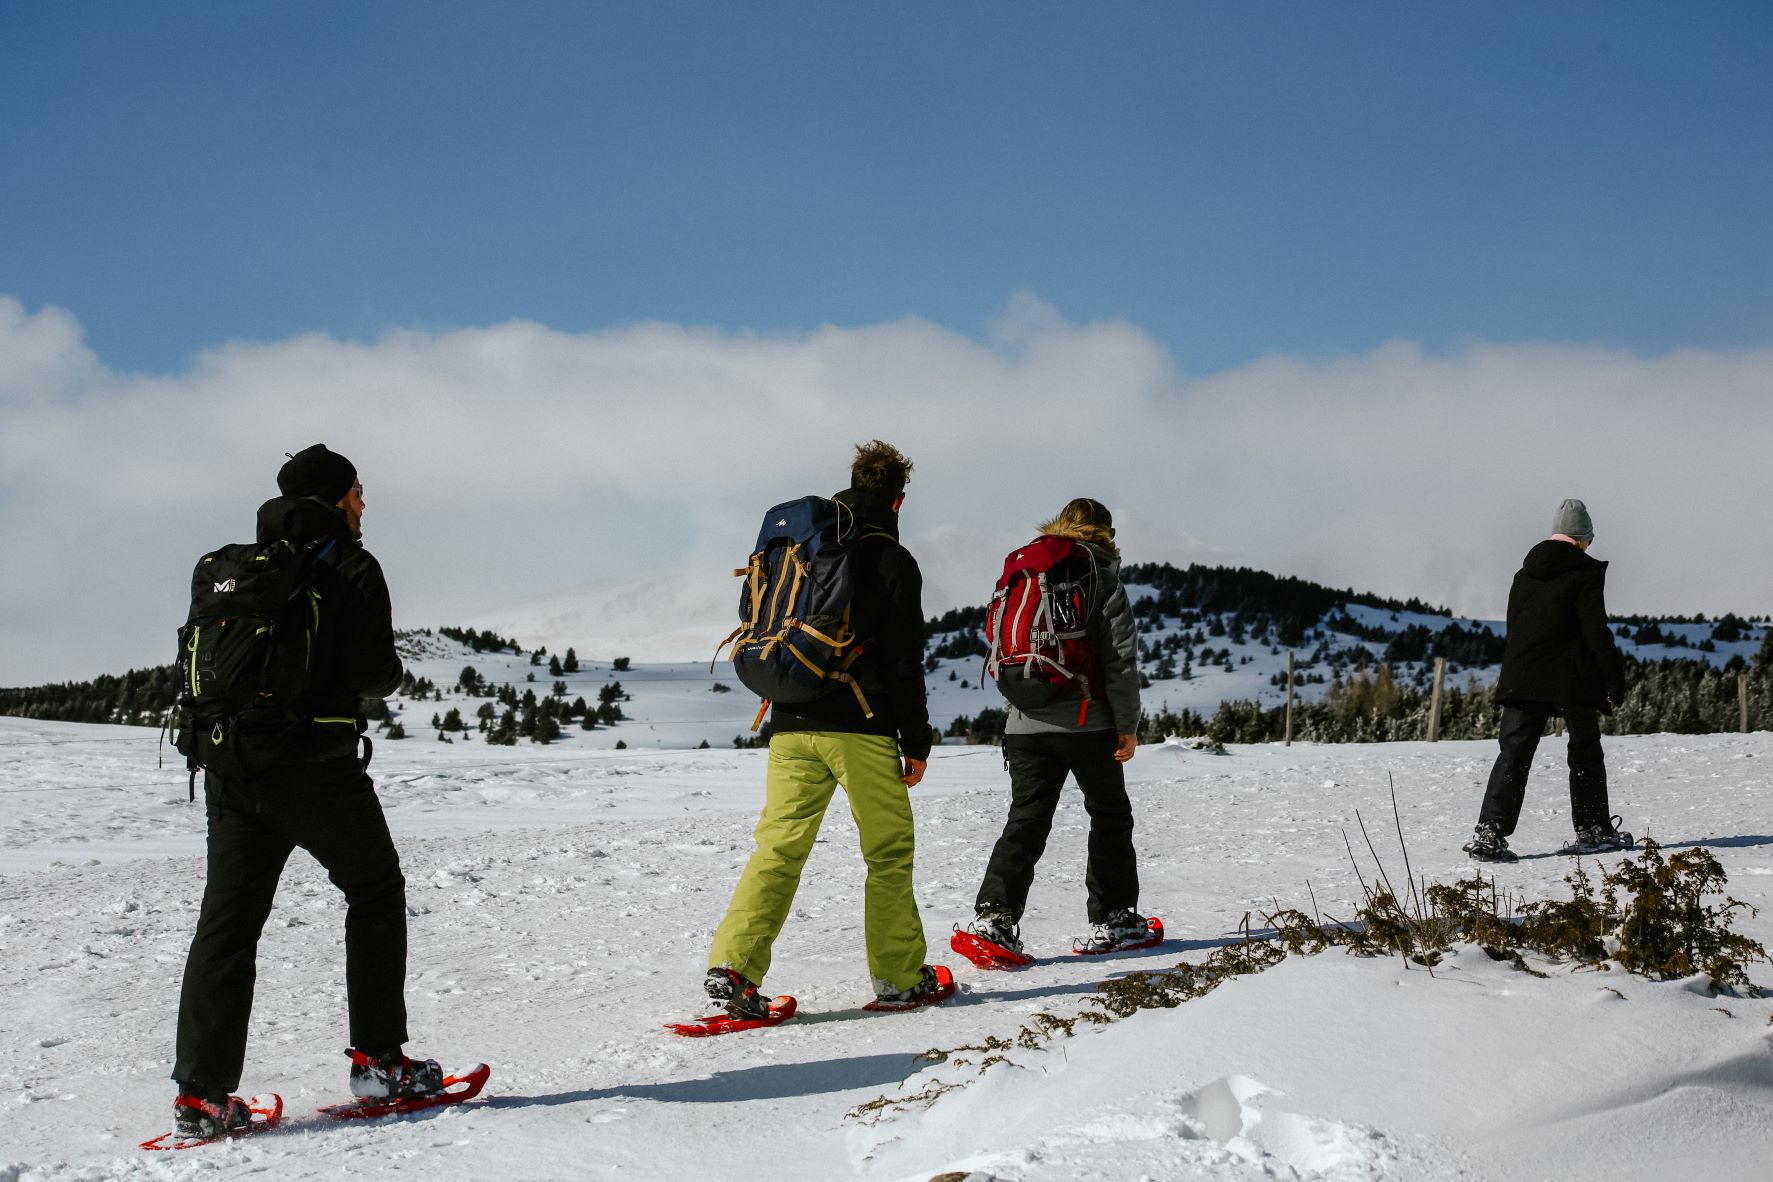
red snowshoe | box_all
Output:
[666,994,799,1037]
[864,964,957,1012]
[319,1063,492,1120]
[1074,915,1164,956]
[950,927,1035,969]
[141,1094,283,1151]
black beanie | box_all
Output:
[277,444,358,503]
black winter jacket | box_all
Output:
[255,496,403,741]
[769,488,932,761]
[1493,539,1626,713]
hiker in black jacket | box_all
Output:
[1464,498,1632,863]
[169,445,444,1138]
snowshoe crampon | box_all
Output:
[864,964,957,1012]
[319,1063,491,1120]
[950,927,1035,969]
[1074,916,1164,956]
[666,994,798,1037]
[141,1095,283,1151]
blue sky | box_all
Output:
[3,3,1772,683]
[4,1,1768,376]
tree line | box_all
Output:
[9,586,1770,743]
[1140,639,1773,745]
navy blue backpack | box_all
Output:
[716,496,888,724]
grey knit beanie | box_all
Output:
[1551,498,1594,543]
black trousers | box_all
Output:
[1478,703,1610,837]
[172,757,408,1093]
[975,730,1138,924]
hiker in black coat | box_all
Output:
[1463,499,1632,863]
[705,440,948,1015]
[767,484,932,758]
[169,445,444,1138]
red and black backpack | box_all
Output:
[983,536,1102,724]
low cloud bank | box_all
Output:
[2,293,1767,684]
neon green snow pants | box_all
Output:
[708,731,927,993]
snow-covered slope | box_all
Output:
[3,716,1770,1180]
[372,585,1768,753]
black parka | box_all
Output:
[768,488,932,761]
[1493,539,1626,713]
[254,495,403,733]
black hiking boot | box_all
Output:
[347,1047,445,1100]
[1463,821,1519,863]
[704,966,770,1021]
[1563,816,1635,855]
[173,1090,252,1139]
[872,964,948,1008]
[967,906,1024,955]
[1076,909,1152,953]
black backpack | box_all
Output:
[171,537,337,789]
[715,496,888,727]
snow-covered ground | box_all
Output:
[3,713,1771,1181]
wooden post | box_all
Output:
[1553,716,1564,738]
[1742,673,1751,734]
[1284,652,1295,746]
[1428,656,1446,743]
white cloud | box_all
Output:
[1,293,1768,685]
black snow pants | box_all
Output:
[172,756,408,1093]
[1478,703,1611,837]
[975,730,1138,925]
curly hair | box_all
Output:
[1038,498,1117,555]
[850,439,913,495]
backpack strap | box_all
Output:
[711,554,768,671]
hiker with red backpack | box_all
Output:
[964,497,1154,958]
[700,440,953,1023]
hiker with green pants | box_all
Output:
[705,440,948,1014]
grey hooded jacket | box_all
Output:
[1002,530,1141,736]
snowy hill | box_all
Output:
[367,567,1767,753]
[2,718,1770,1180]
[5,561,1763,743]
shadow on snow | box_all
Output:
[484,1052,924,1109]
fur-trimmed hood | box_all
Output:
[1039,519,1119,557]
